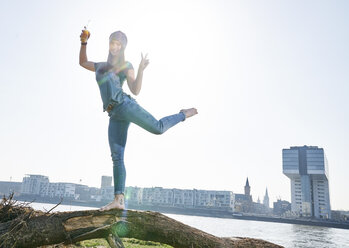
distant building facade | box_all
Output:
[47,183,76,198]
[283,145,331,219]
[273,199,291,216]
[331,210,349,222]
[21,174,78,199]
[193,189,234,209]
[126,187,234,210]
[101,176,112,188]
[21,174,49,196]
[125,186,143,204]
[100,175,113,201]
[0,181,22,196]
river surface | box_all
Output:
[28,202,349,248]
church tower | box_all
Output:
[244,177,251,196]
[263,188,270,208]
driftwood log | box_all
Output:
[0,196,283,248]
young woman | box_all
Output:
[79,30,198,211]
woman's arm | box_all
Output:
[79,30,95,72]
[79,44,95,72]
[126,53,149,95]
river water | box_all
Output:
[28,202,349,248]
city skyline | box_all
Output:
[1,169,337,213]
[8,173,269,200]
[1,1,349,210]
[6,173,274,213]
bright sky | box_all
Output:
[1,0,349,210]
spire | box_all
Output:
[244,177,251,196]
[245,177,250,187]
[263,187,270,208]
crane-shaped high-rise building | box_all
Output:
[282,145,331,219]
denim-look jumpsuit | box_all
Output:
[94,62,186,195]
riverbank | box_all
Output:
[230,214,349,230]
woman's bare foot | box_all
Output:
[180,108,198,119]
[99,194,125,211]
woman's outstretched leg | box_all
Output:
[120,98,198,134]
[100,118,130,211]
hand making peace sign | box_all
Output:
[139,53,150,71]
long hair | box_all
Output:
[107,49,126,71]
